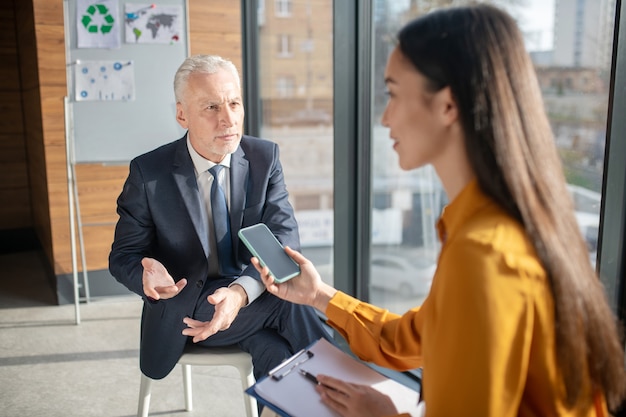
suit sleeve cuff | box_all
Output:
[230,275,265,306]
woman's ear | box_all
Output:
[175,102,188,128]
[437,86,458,126]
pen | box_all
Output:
[299,369,338,391]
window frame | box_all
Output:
[598,0,626,323]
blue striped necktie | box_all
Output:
[208,165,237,276]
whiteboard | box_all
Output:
[65,0,189,163]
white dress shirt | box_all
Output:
[187,138,264,305]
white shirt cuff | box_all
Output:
[230,275,265,306]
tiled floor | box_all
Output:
[0,251,256,417]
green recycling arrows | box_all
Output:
[81,4,115,34]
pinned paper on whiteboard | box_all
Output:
[77,0,121,49]
[125,3,183,44]
[75,60,135,102]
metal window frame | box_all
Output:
[599,0,626,322]
[332,1,372,297]
[241,0,261,138]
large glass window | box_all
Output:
[256,0,334,285]
[370,0,615,313]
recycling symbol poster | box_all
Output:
[77,0,121,49]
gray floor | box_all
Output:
[0,251,255,417]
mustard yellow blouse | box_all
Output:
[326,179,605,417]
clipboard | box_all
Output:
[245,338,421,417]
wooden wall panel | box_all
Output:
[31,0,64,25]
[188,1,242,70]
[0,133,28,167]
[0,62,21,90]
[14,16,38,91]
[18,0,63,273]
[0,158,29,190]
[0,1,33,235]
[33,25,66,85]
[76,164,128,225]
[0,188,32,229]
[0,91,24,131]
[0,3,17,51]
[40,87,66,137]
[81,224,116,270]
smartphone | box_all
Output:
[238,223,300,283]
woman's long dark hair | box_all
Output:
[397,4,626,410]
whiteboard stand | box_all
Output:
[71,152,91,307]
[64,96,91,325]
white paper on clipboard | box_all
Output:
[248,338,421,417]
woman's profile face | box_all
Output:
[381,47,456,171]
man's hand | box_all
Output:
[141,257,187,300]
[315,375,398,417]
[182,285,248,343]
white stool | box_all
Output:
[137,344,258,417]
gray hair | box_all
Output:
[173,55,241,103]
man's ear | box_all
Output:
[175,102,188,128]
[438,86,458,127]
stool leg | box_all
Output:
[138,373,153,417]
[239,367,259,417]
[182,363,193,411]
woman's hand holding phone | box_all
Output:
[251,246,337,313]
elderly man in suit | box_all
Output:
[109,54,331,382]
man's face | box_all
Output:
[175,69,245,163]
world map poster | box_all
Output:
[124,3,183,44]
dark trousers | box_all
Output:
[192,278,334,381]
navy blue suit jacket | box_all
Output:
[109,134,300,379]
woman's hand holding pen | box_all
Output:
[313,374,398,417]
[251,246,337,313]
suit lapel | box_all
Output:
[172,138,210,257]
[230,145,249,237]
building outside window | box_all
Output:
[257,0,334,282]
